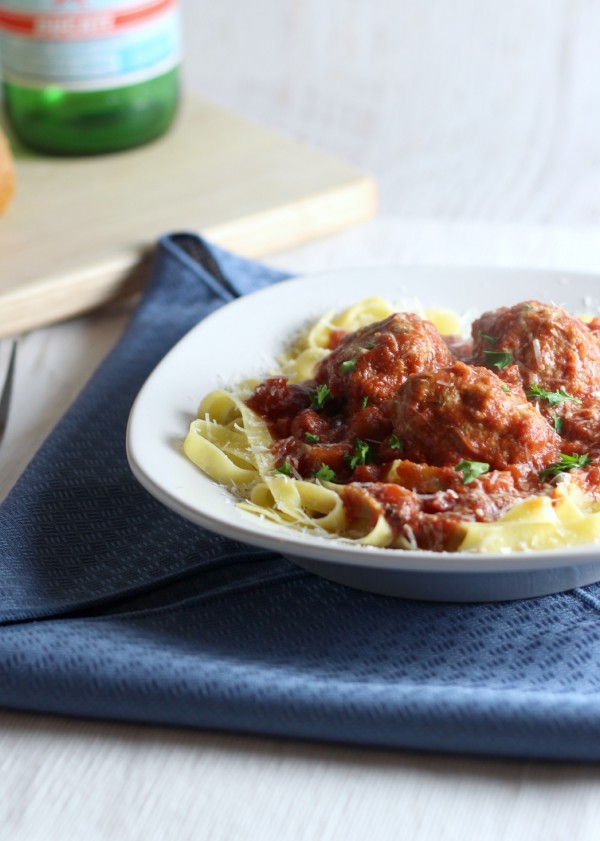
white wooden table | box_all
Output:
[4,1,600,838]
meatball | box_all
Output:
[391,361,561,470]
[471,300,600,397]
[315,312,453,410]
[552,396,600,452]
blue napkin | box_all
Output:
[2,233,600,762]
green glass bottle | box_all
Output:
[0,1,181,156]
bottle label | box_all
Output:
[0,0,180,90]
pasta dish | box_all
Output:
[183,297,600,553]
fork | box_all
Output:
[0,340,17,446]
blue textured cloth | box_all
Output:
[2,233,600,762]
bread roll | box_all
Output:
[0,129,15,213]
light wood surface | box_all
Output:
[3,0,600,838]
[182,0,600,226]
[2,708,600,841]
[0,97,375,338]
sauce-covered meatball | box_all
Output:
[391,361,561,471]
[551,397,600,453]
[471,300,600,397]
[315,312,453,410]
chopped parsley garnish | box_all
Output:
[500,384,511,394]
[480,333,496,346]
[363,342,376,349]
[340,359,357,374]
[345,438,372,470]
[305,432,320,444]
[540,453,592,481]
[455,460,490,484]
[527,384,581,407]
[277,461,293,476]
[314,463,336,481]
[483,350,513,370]
[553,414,563,434]
[388,434,404,451]
[361,396,369,408]
[309,384,332,410]
[344,438,371,470]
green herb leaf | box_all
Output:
[363,342,376,350]
[344,438,372,470]
[388,434,404,451]
[340,359,357,374]
[540,452,592,481]
[527,384,582,407]
[553,414,563,434]
[277,461,293,476]
[480,333,496,346]
[305,432,320,444]
[455,460,490,484]
[361,396,369,408]
[309,384,332,410]
[483,350,513,370]
[500,384,511,394]
[314,463,336,481]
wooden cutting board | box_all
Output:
[0,96,376,338]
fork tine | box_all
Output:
[0,340,17,445]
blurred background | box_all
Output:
[180,0,600,226]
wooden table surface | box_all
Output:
[3,1,600,838]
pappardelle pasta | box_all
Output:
[184,297,600,553]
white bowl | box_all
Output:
[127,265,600,602]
